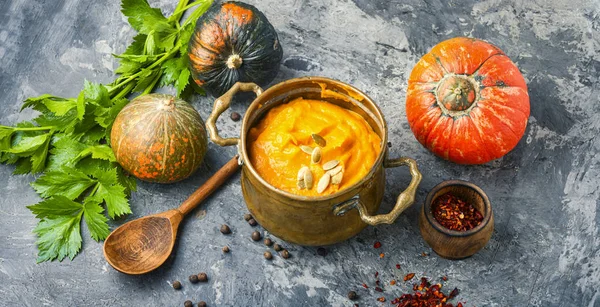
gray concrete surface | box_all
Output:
[1,0,599,306]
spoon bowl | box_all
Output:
[103,156,239,275]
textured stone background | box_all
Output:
[1,0,599,306]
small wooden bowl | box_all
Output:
[419,180,494,259]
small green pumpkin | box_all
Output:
[188,1,283,97]
[110,94,207,183]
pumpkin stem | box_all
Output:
[226,54,243,69]
[435,75,478,114]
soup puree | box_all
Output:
[248,97,382,196]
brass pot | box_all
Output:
[206,77,422,246]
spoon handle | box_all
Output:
[178,156,241,216]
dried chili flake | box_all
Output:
[379,253,385,258]
[374,241,382,249]
[391,276,462,307]
[362,283,369,289]
[432,193,483,231]
[396,264,401,269]
[442,276,448,281]
[449,287,460,299]
[377,297,386,302]
[390,279,396,286]
[375,271,379,278]
[376,280,380,286]
[421,252,429,257]
[375,286,384,292]
[403,273,415,281]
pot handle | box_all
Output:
[333,157,422,225]
[206,82,263,146]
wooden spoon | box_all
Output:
[103,156,240,275]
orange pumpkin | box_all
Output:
[110,94,207,183]
[406,37,530,164]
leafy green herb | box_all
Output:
[0,0,213,262]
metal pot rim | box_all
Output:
[239,76,389,203]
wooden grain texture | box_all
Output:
[419,180,494,259]
[103,156,240,274]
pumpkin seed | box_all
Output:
[322,160,339,171]
[300,145,314,155]
[331,171,343,185]
[297,179,306,190]
[297,166,309,181]
[311,147,322,164]
[317,173,331,193]
[303,169,314,189]
[328,165,343,176]
[311,134,327,147]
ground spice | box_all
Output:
[431,193,483,231]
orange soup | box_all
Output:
[248,97,382,196]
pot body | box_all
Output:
[206,77,422,246]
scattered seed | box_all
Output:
[251,231,262,241]
[189,274,199,283]
[197,272,208,282]
[403,273,415,281]
[311,133,327,147]
[198,302,207,307]
[248,218,258,226]
[300,145,314,154]
[244,213,253,221]
[331,171,343,185]
[328,165,343,176]
[317,247,328,256]
[304,169,314,189]
[297,166,309,180]
[322,160,339,170]
[317,173,331,193]
[348,291,358,300]
[281,249,290,259]
[273,243,283,252]
[172,280,182,290]
[222,246,230,253]
[220,224,231,234]
[311,147,322,163]
[184,300,193,307]
[230,112,241,122]
[264,251,273,260]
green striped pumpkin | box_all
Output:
[110,94,207,183]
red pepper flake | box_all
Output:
[442,276,448,281]
[449,287,460,299]
[379,253,385,258]
[390,279,396,286]
[421,251,429,257]
[377,297,386,302]
[391,276,462,307]
[403,273,415,281]
[376,280,380,286]
[396,264,401,269]
[432,193,483,231]
[374,241,382,249]
[375,271,379,278]
[375,286,384,292]
[362,283,369,289]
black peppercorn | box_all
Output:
[243,213,253,221]
[222,246,230,253]
[248,218,258,226]
[264,251,273,260]
[273,243,283,252]
[251,231,261,241]
[387,141,392,148]
[197,272,208,282]
[184,300,193,307]
[281,249,290,259]
[348,291,358,300]
[230,112,241,122]
[317,247,328,256]
[264,238,273,246]
[198,302,207,307]
[172,280,182,290]
[220,224,231,234]
[189,274,199,283]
